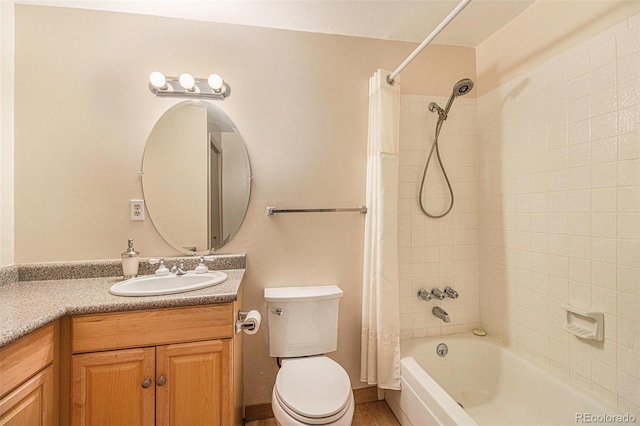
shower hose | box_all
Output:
[418,116,454,218]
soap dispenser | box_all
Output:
[121,239,140,279]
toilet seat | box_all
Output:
[274,356,352,425]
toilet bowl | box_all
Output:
[264,286,354,426]
[271,356,354,426]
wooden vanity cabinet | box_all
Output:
[0,322,57,426]
[156,339,232,425]
[71,347,155,425]
[69,304,238,426]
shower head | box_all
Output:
[432,78,475,120]
[453,78,474,97]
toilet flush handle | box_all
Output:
[272,308,283,315]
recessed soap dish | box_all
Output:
[561,304,604,341]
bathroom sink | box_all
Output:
[109,271,227,297]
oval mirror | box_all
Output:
[142,100,251,254]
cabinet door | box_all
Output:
[72,348,155,426]
[0,365,54,426]
[156,339,232,426]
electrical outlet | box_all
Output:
[130,199,145,221]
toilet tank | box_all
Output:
[264,285,343,358]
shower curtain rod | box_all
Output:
[387,0,472,85]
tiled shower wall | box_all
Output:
[477,15,639,415]
[398,94,481,339]
[399,13,639,415]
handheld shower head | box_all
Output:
[433,78,474,120]
[421,78,475,219]
[453,78,474,97]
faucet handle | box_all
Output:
[430,288,446,300]
[417,288,432,301]
[444,286,459,299]
[149,258,170,276]
[195,255,216,274]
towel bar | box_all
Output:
[267,206,367,216]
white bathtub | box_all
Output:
[386,333,625,426]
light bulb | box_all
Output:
[149,71,167,89]
[179,73,195,91]
[207,74,223,91]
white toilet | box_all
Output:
[264,285,354,426]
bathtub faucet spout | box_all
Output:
[432,306,450,323]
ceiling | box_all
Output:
[17,0,537,47]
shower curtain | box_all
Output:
[361,69,401,390]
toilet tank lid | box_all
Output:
[264,285,343,302]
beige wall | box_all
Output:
[13,5,475,405]
[477,0,640,96]
[0,1,15,267]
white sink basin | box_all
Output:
[109,271,228,297]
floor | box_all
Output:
[245,401,400,425]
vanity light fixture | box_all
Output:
[148,71,231,100]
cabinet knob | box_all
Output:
[141,378,152,389]
[157,375,166,386]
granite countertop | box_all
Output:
[0,257,245,348]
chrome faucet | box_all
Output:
[432,306,451,323]
[170,259,188,275]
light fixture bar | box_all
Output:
[148,72,231,100]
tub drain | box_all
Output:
[436,343,448,357]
